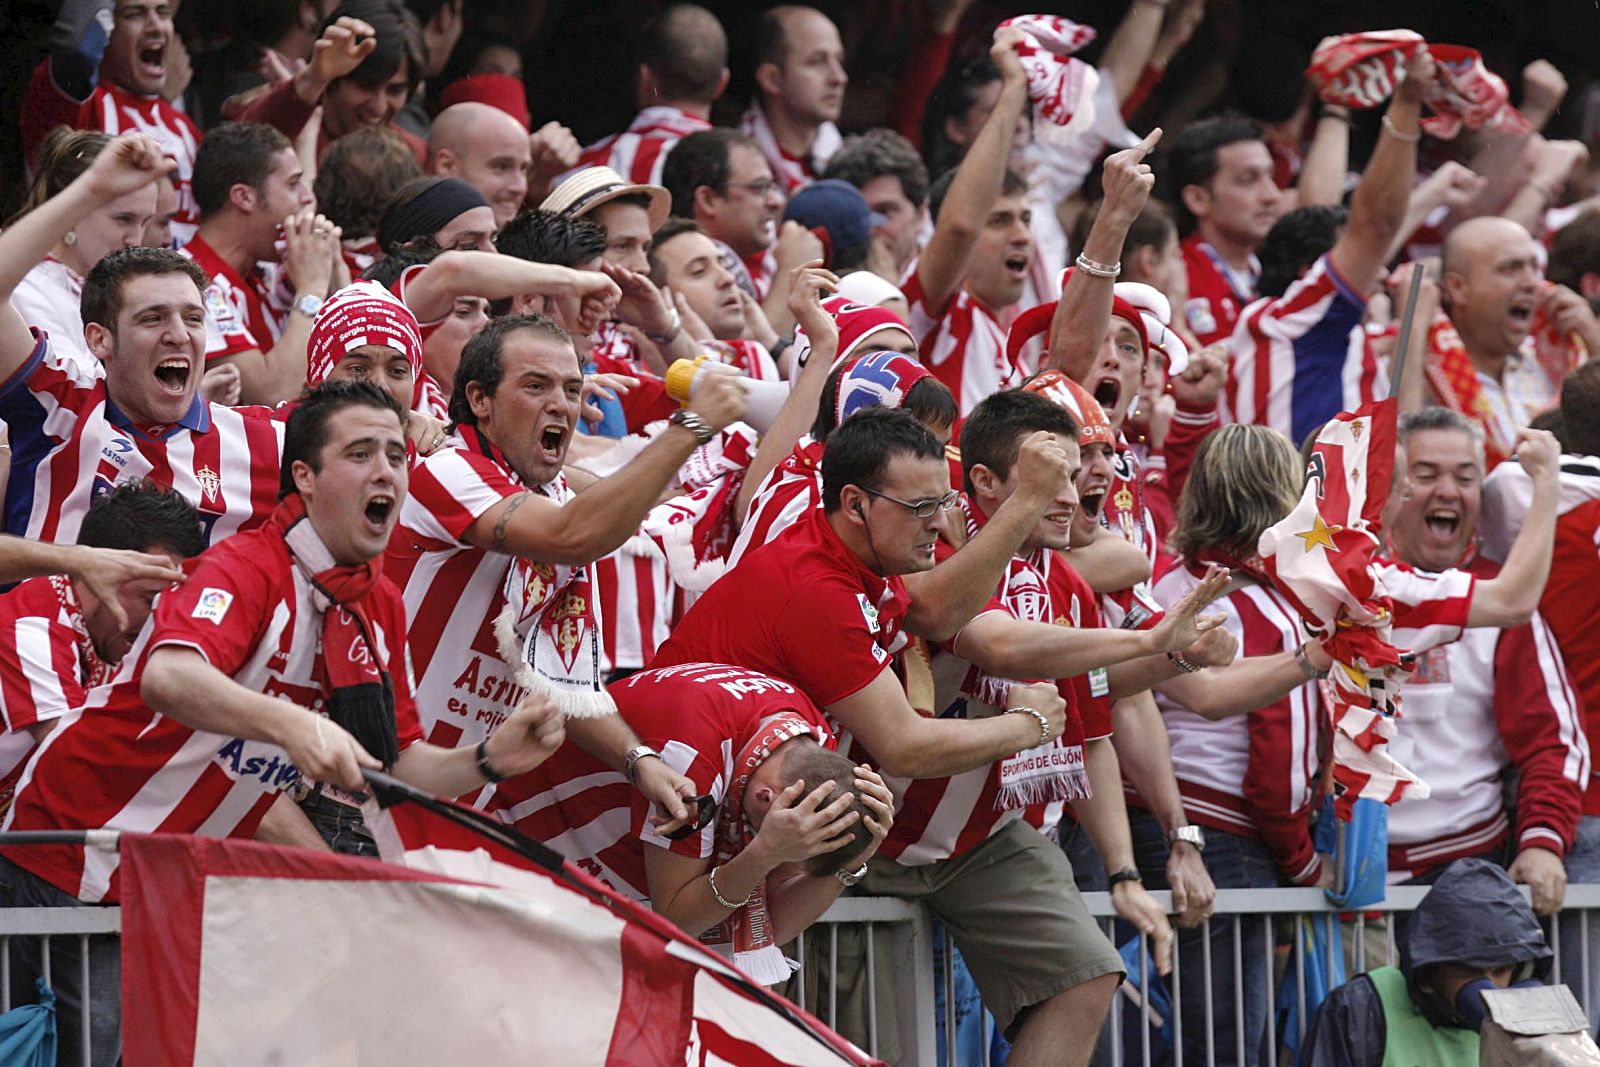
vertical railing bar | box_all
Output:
[1107,918,1123,1067]
[865,922,879,1058]
[1232,916,1244,1066]
[828,924,838,1028]
[1264,915,1276,1067]
[1294,914,1307,1045]
[942,927,956,1067]
[1552,911,1564,985]
[2,934,11,1012]
[1201,918,1214,1067]
[796,930,806,1009]
[1139,928,1151,1067]
[1171,920,1182,1067]
[79,934,91,1067]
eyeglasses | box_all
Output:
[722,177,779,198]
[862,487,961,519]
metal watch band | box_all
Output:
[1166,824,1206,853]
[669,407,715,445]
[835,861,870,887]
[623,744,658,784]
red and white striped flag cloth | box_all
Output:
[997,15,1100,138]
[1305,33,1530,139]
[1256,399,1427,817]
[119,823,880,1066]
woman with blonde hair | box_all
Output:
[9,129,154,371]
[1123,423,1332,1065]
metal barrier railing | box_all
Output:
[799,883,1600,1066]
[0,885,1592,1065]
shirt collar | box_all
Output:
[104,387,210,438]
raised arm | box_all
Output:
[735,263,840,521]
[465,375,746,567]
[1295,103,1350,209]
[1325,47,1435,299]
[1041,129,1160,381]
[400,252,621,325]
[914,26,1030,317]
[1097,0,1168,105]
[1469,428,1561,628]
[0,134,172,379]
[901,431,1072,641]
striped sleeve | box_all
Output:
[1380,562,1475,653]
[404,449,523,543]
[1494,614,1588,856]
[0,614,82,731]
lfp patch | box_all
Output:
[191,587,234,624]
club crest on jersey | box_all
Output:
[856,593,881,633]
[1185,298,1216,338]
[195,465,221,502]
[192,587,234,624]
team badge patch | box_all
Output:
[191,587,234,624]
[1185,297,1216,338]
[856,593,881,633]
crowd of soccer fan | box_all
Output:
[1,0,1599,1062]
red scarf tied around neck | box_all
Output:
[270,494,398,768]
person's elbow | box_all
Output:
[1475,585,1539,629]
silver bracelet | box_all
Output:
[1075,252,1121,279]
[1167,649,1203,674]
[1380,114,1421,143]
[1008,706,1052,746]
[708,865,752,909]
[1294,643,1330,680]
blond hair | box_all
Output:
[1171,424,1302,562]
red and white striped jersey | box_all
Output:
[180,235,292,363]
[384,435,543,754]
[1181,235,1257,349]
[514,663,832,900]
[416,372,449,421]
[575,106,712,187]
[0,575,115,806]
[1376,560,1476,652]
[893,545,1112,866]
[0,522,424,903]
[1388,601,1586,878]
[1224,255,1383,448]
[591,539,676,673]
[1151,562,1325,885]
[0,331,284,546]
[79,82,202,243]
[903,265,1024,417]
[726,437,824,568]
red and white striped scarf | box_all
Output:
[738,100,841,195]
[706,712,820,984]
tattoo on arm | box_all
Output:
[491,492,531,552]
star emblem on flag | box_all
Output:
[1295,514,1343,552]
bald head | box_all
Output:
[640,4,727,105]
[1441,216,1537,278]
[754,5,846,124]
[428,102,531,226]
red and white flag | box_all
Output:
[1256,399,1427,817]
[119,822,880,1066]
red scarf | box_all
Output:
[270,494,397,766]
[706,712,819,984]
[960,499,1090,809]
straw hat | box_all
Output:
[540,165,671,230]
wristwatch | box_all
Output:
[646,305,682,346]
[623,744,659,784]
[668,407,716,446]
[1107,867,1144,889]
[835,860,871,887]
[1166,824,1206,853]
[292,293,324,319]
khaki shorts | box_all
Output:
[861,817,1126,1035]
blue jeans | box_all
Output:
[1130,811,1276,1067]
[0,853,120,1066]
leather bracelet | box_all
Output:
[1008,706,1052,747]
[708,865,753,909]
[1108,867,1144,889]
[1167,649,1203,674]
[1380,114,1421,143]
[476,737,508,784]
[1074,252,1121,279]
[1295,643,1330,680]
